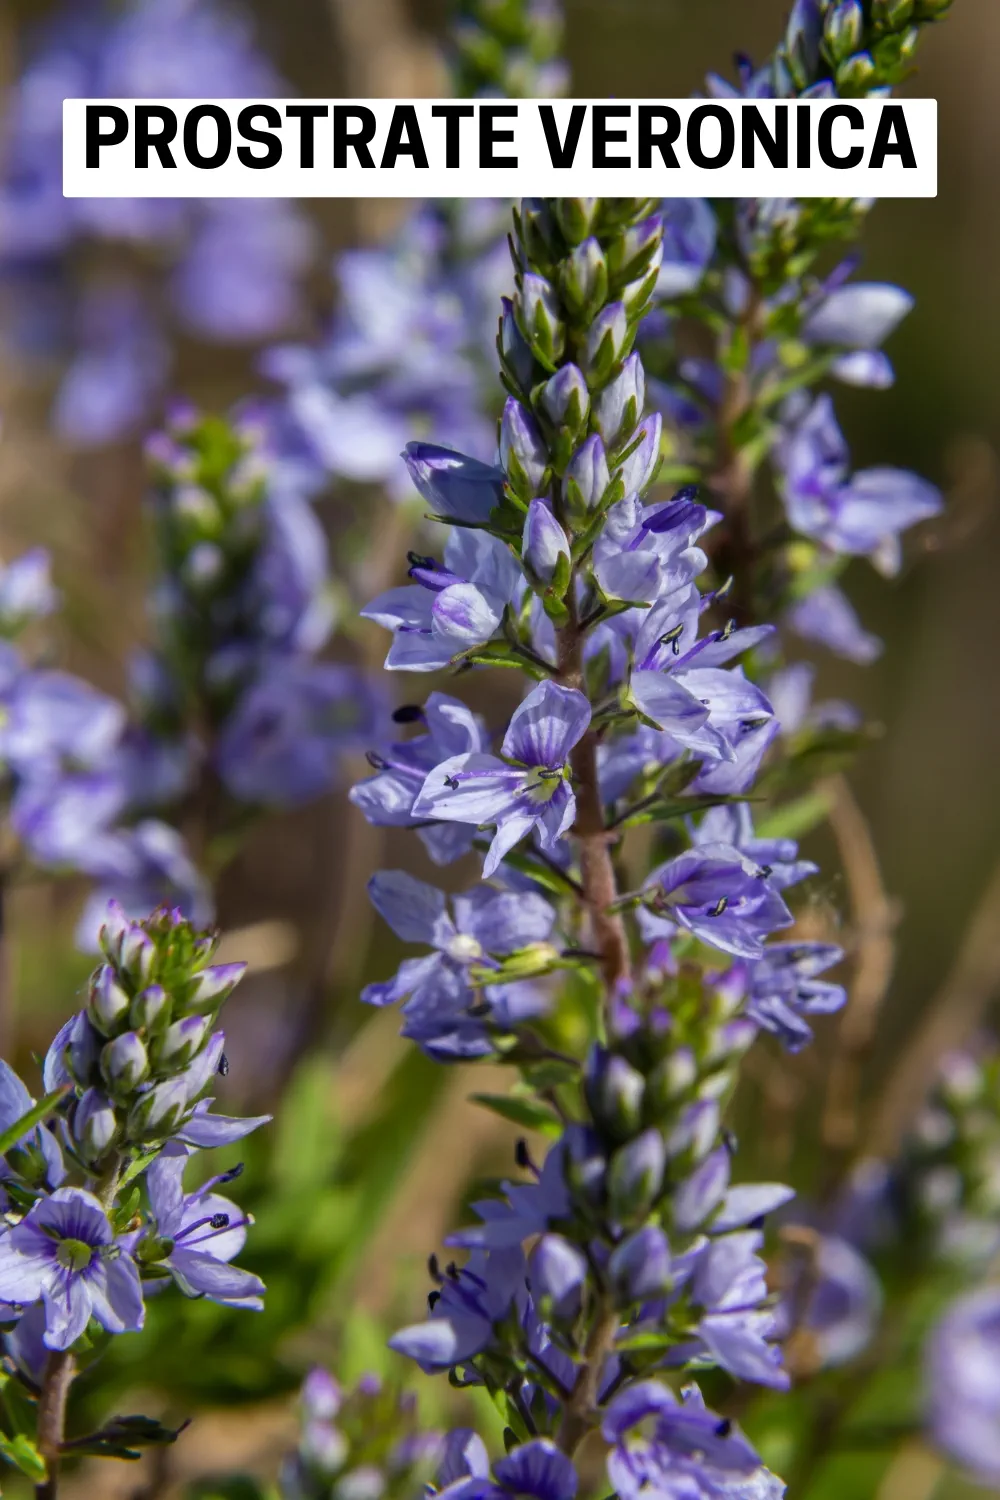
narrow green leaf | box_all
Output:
[472,1094,561,1135]
[0,1086,70,1158]
[0,1431,47,1481]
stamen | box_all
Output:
[366,751,388,771]
[392,705,425,724]
[218,1053,229,1077]
[707,897,728,917]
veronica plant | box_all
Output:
[120,406,384,884]
[645,0,950,654]
[346,191,855,1498]
[0,901,264,1495]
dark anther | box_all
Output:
[366,750,388,771]
[721,618,736,640]
[722,1128,738,1154]
[715,1418,732,1437]
[444,775,460,790]
[218,1053,229,1077]
[515,1138,534,1171]
[446,1261,460,1281]
[707,897,728,918]
[392,704,424,724]
[428,1290,441,1310]
[757,864,773,880]
[218,1163,244,1185]
[428,1253,442,1283]
[407,551,436,569]
[672,484,699,504]
[209,1213,230,1230]
[468,1001,491,1018]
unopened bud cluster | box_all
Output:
[450,0,566,99]
[63,901,245,1164]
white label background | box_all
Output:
[63,97,938,199]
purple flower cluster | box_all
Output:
[133,405,385,814]
[0,903,266,1364]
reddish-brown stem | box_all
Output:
[556,607,631,997]
[555,1299,619,1456]
[35,1350,76,1500]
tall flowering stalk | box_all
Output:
[349,192,850,1496]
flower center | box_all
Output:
[447,934,483,964]
[56,1238,94,1273]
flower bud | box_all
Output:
[517,199,560,267]
[184,963,246,1016]
[98,901,130,963]
[873,0,915,23]
[609,1224,672,1303]
[73,1088,119,1164]
[593,354,645,448]
[130,984,172,1035]
[62,1012,103,1089]
[183,1029,226,1099]
[157,1015,210,1069]
[554,198,598,245]
[835,49,876,92]
[561,237,608,322]
[119,925,156,987]
[608,1129,666,1221]
[617,414,662,498]
[823,0,864,62]
[100,1031,149,1094]
[539,365,590,435]
[529,1234,587,1323]
[585,1048,645,1142]
[88,965,131,1037]
[585,302,631,384]
[500,398,549,502]
[522,501,570,592]
[563,434,610,519]
[519,273,565,366]
[673,1145,730,1233]
[499,297,536,391]
[646,1049,697,1116]
[126,1076,190,1142]
[182,542,225,590]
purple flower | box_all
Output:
[363,531,522,673]
[390,1245,526,1372]
[0,548,58,632]
[403,444,506,526]
[802,281,913,351]
[0,1187,144,1349]
[926,1286,1000,1485]
[361,870,554,1059]
[786,583,882,665]
[641,846,793,960]
[656,199,717,299]
[215,661,383,806]
[593,492,710,607]
[776,1233,881,1369]
[778,395,941,570]
[743,943,846,1052]
[603,1380,772,1500]
[413,681,591,878]
[349,693,487,865]
[74,819,212,950]
[139,1146,264,1310]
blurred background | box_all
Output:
[0,0,997,1495]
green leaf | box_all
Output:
[0,1369,38,1439]
[471,1093,562,1135]
[756,789,834,841]
[0,1432,47,1481]
[0,1086,70,1158]
[270,1055,340,1193]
